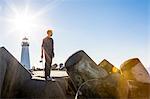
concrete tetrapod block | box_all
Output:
[96,59,128,98]
[98,59,120,74]
[65,50,109,97]
[79,73,129,99]
[120,58,150,83]
[0,47,31,98]
[0,47,73,98]
[65,50,108,90]
[120,58,150,98]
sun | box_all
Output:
[5,4,39,37]
[12,13,37,33]
[3,0,63,38]
[3,1,44,37]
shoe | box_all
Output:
[47,78,52,81]
[46,76,55,81]
[51,78,56,82]
[46,76,52,81]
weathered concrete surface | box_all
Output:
[128,80,150,99]
[65,50,108,91]
[0,47,31,97]
[98,59,120,74]
[120,58,150,98]
[120,58,150,83]
[19,77,72,99]
[97,60,128,98]
[79,73,128,99]
[1,47,149,98]
[65,50,129,98]
[65,77,76,95]
[0,47,73,98]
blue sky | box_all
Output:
[0,0,149,70]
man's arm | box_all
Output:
[41,40,44,58]
[52,38,54,58]
[41,47,43,58]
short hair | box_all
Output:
[47,29,53,33]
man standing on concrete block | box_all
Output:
[41,29,54,81]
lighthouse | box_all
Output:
[21,37,30,69]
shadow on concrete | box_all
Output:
[19,78,68,98]
[0,47,73,98]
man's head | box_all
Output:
[47,29,53,37]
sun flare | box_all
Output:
[3,0,63,38]
[12,13,37,33]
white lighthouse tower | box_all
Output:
[21,37,30,69]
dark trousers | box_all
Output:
[44,54,52,80]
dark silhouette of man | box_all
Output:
[41,29,54,81]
